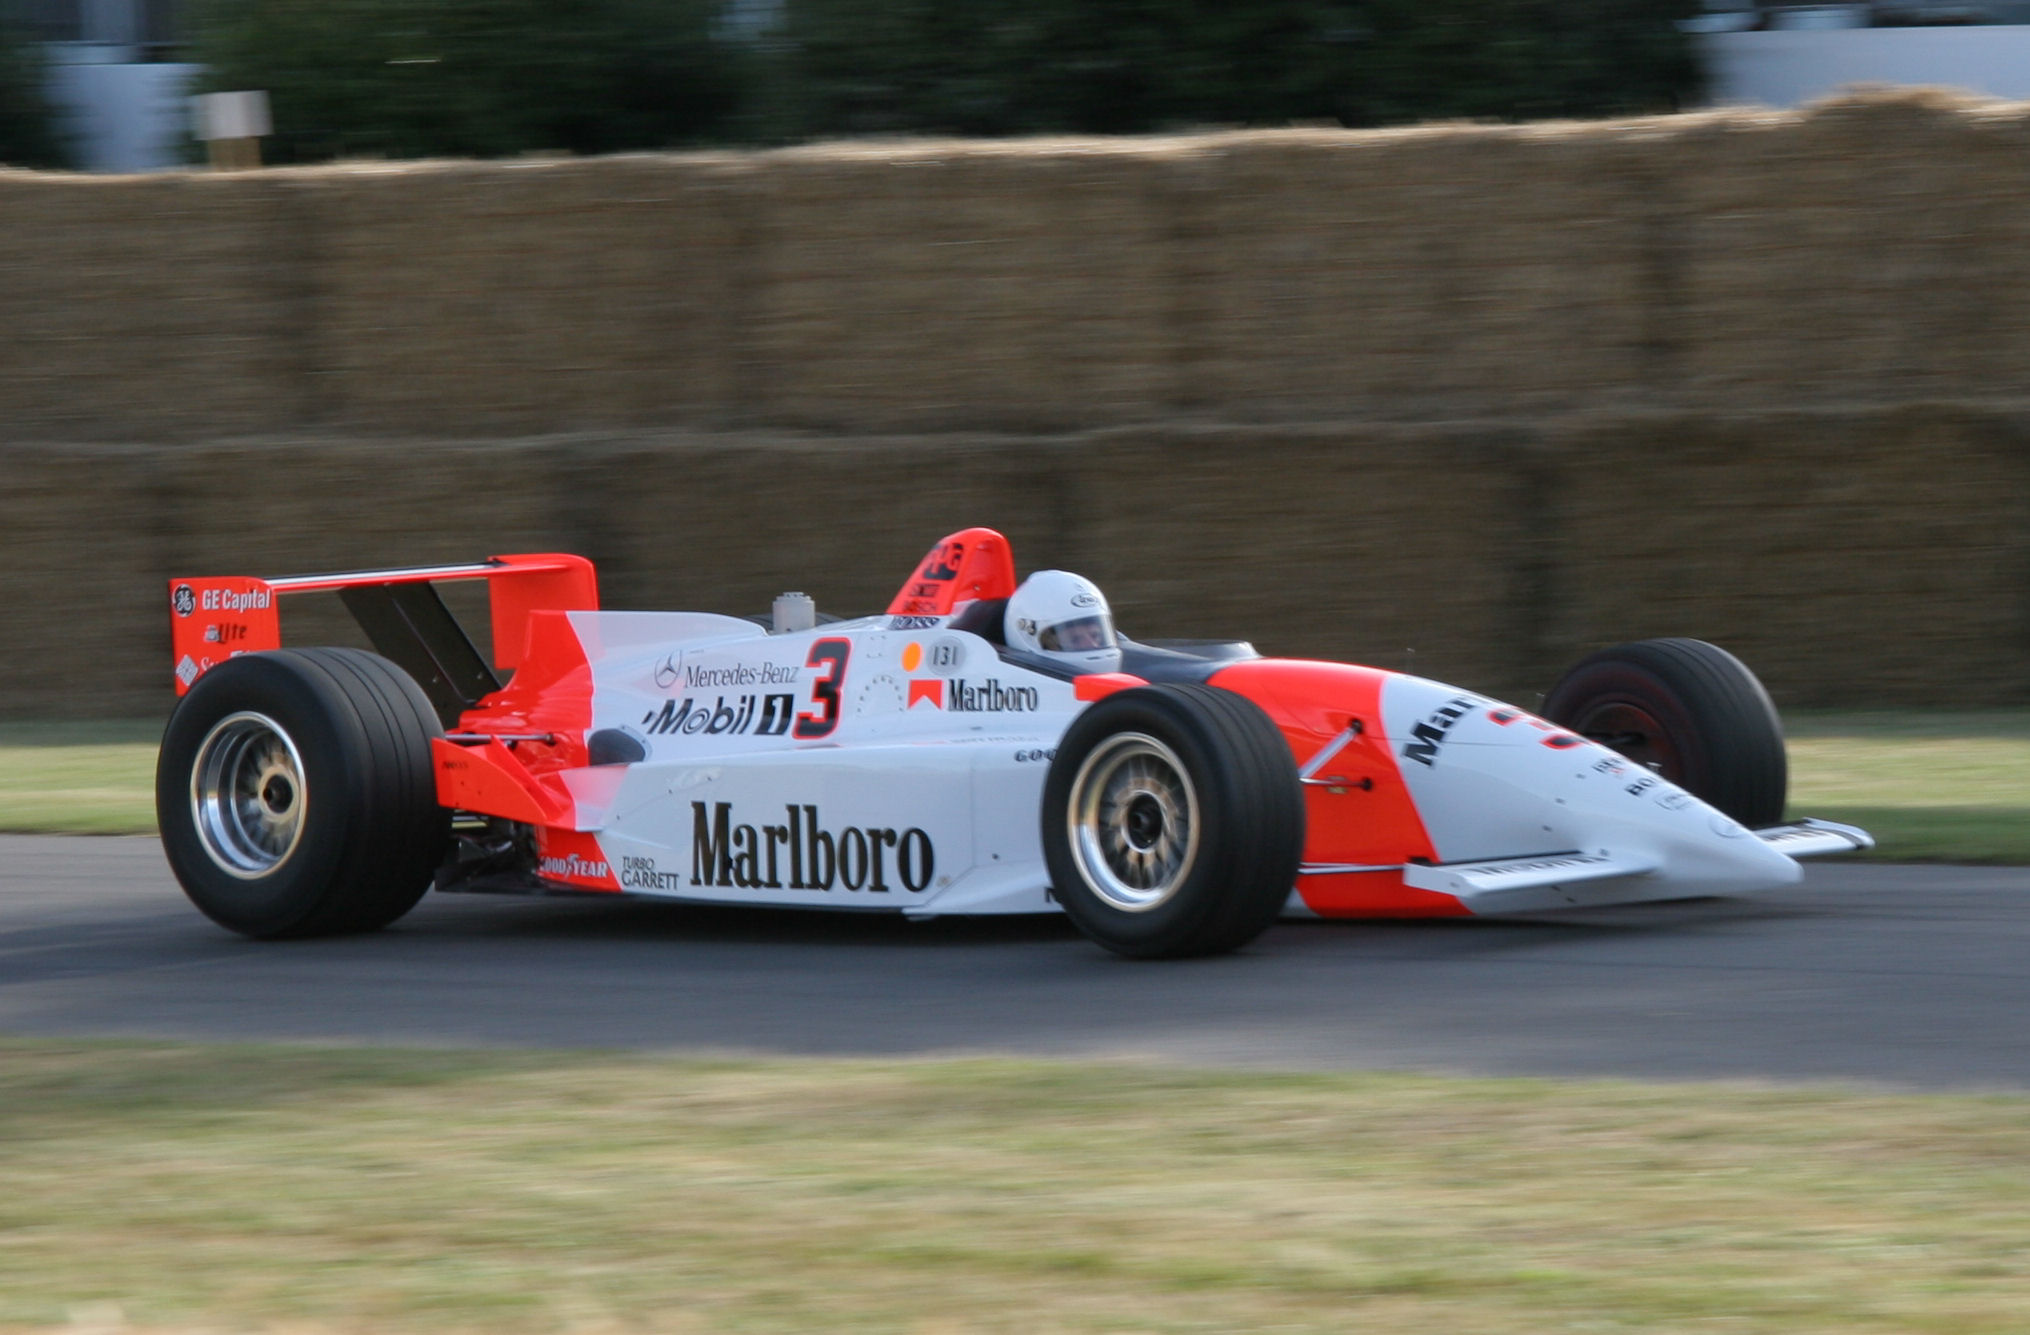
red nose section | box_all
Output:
[886,528,1019,617]
[1207,658,1468,919]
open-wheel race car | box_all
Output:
[157,527,1870,958]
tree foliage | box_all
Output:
[772,0,1704,139]
[190,0,1703,162]
[192,0,749,162]
[0,18,67,168]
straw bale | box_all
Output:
[528,434,1063,613]
[1667,96,2030,408]
[0,438,577,713]
[1050,423,1531,688]
[545,423,1532,687]
[0,173,297,439]
[33,405,2030,718]
[313,156,753,435]
[0,445,172,716]
[12,94,2030,438]
[1184,128,1644,420]
[1547,404,2030,707]
[741,143,1179,431]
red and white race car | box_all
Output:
[157,527,1869,957]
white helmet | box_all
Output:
[1005,570,1121,672]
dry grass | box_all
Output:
[1,1041,2029,1334]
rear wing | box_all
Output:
[168,555,598,723]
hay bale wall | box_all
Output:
[5,91,2030,714]
[5,92,2030,438]
[8,406,2029,719]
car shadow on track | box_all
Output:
[394,890,1821,958]
[409,893,1091,949]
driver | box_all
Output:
[1004,570,1122,673]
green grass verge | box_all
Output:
[1786,712,2030,862]
[0,719,160,836]
[6,712,2030,860]
[2,1041,2029,1334]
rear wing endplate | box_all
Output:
[167,555,597,723]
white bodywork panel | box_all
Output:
[1370,673,1861,912]
[573,611,1073,914]
[545,614,1868,919]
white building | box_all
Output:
[1701,3,2030,105]
[13,0,196,171]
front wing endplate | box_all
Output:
[1753,818,1874,858]
[1400,848,1664,905]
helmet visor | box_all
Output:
[1038,615,1117,653]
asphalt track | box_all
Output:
[4,834,2028,1090]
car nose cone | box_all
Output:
[1382,674,1807,908]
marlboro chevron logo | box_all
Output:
[906,678,1039,712]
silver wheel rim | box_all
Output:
[190,711,307,878]
[1068,732,1200,913]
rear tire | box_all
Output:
[157,648,449,938]
[1042,684,1304,958]
[1541,638,1786,828]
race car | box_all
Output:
[156,527,1870,958]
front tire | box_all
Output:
[1541,637,1786,828]
[157,648,449,938]
[1043,684,1304,958]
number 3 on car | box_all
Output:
[794,638,850,740]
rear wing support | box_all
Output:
[168,555,598,725]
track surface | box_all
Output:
[5,835,2029,1089]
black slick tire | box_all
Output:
[156,647,450,939]
[1042,683,1304,959]
[1541,637,1786,828]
